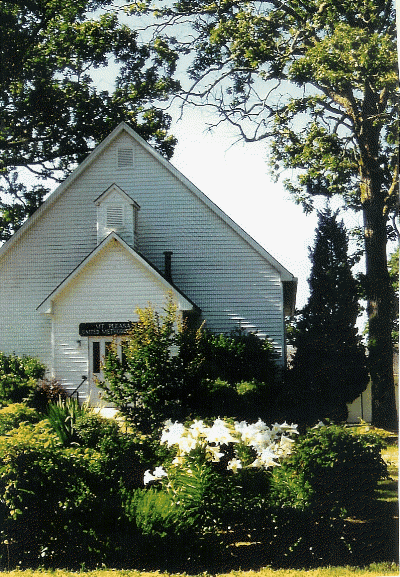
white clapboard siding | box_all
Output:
[48,237,193,396]
[0,124,295,392]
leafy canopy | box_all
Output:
[0,0,179,180]
[0,0,180,240]
[127,0,398,217]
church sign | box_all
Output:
[79,321,133,336]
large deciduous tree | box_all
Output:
[0,0,179,240]
[128,0,399,428]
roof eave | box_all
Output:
[37,232,199,314]
[283,278,298,317]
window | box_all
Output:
[95,184,140,246]
[117,148,134,169]
[91,340,113,375]
[92,341,100,374]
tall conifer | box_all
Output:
[289,209,369,423]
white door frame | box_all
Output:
[88,337,118,405]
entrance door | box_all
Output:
[88,338,116,405]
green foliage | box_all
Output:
[46,397,87,446]
[127,487,178,537]
[0,412,393,569]
[199,329,278,385]
[127,455,230,540]
[0,0,179,240]
[125,417,298,563]
[99,296,188,431]
[73,410,122,449]
[130,0,398,428]
[73,411,144,490]
[0,403,41,436]
[100,296,278,431]
[123,419,394,568]
[286,210,369,424]
[270,425,387,518]
[125,452,258,565]
[197,378,277,421]
[0,0,178,176]
[46,400,141,486]
[0,352,46,405]
[0,420,125,567]
[0,174,48,241]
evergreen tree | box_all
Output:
[288,209,369,423]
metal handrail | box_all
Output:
[69,375,87,400]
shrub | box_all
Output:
[199,378,279,421]
[125,417,299,561]
[100,296,279,431]
[74,411,145,489]
[0,402,40,435]
[0,420,124,568]
[99,296,189,432]
[30,377,68,412]
[269,424,388,518]
[0,353,45,405]
[199,329,278,386]
[74,410,122,449]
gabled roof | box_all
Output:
[94,183,140,209]
[36,232,198,314]
[0,122,297,313]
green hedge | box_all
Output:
[0,353,45,405]
[0,402,41,435]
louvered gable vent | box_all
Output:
[95,184,140,248]
[106,205,124,229]
[117,148,134,168]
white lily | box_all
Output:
[280,435,295,448]
[259,447,280,468]
[160,421,185,446]
[178,434,198,454]
[153,466,168,479]
[190,419,206,438]
[143,469,156,485]
[205,418,238,445]
[227,458,242,473]
[206,444,225,462]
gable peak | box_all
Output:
[94,183,140,209]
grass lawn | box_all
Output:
[378,443,398,502]
[0,564,398,577]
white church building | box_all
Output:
[0,122,372,420]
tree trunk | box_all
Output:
[362,174,398,430]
